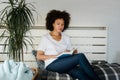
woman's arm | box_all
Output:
[36,50,57,61]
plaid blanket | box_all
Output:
[93,63,120,80]
[48,71,73,80]
[48,63,120,80]
[35,63,120,80]
[35,69,73,80]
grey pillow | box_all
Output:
[32,50,45,70]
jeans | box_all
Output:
[46,53,100,80]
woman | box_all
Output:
[37,10,100,80]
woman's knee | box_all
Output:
[73,53,89,61]
[74,53,85,58]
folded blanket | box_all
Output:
[0,60,33,80]
[16,62,33,80]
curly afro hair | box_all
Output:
[46,10,71,31]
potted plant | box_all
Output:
[0,0,36,61]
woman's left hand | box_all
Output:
[73,49,78,54]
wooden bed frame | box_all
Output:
[0,26,107,68]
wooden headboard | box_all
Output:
[0,26,107,67]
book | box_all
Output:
[57,48,77,59]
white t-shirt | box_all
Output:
[37,32,72,68]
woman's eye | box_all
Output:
[61,24,64,26]
[57,23,60,25]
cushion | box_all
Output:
[32,50,45,70]
[32,50,73,80]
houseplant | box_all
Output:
[0,0,36,61]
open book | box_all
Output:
[57,48,77,59]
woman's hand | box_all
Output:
[73,49,78,54]
[57,50,70,55]
[37,50,58,60]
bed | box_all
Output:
[1,26,120,80]
[32,50,120,80]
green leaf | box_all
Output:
[0,0,37,61]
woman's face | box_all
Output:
[52,18,64,33]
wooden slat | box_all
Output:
[75,46,107,53]
[26,37,107,45]
[71,38,107,45]
[0,53,36,61]
[65,30,107,37]
[0,44,106,53]
[31,37,107,45]
[0,29,9,36]
[0,37,8,44]
[26,29,49,36]
[85,53,106,61]
[0,54,8,61]
[26,30,107,37]
[23,53,36,61]
[0,37,107,46]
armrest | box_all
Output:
[31,68,38,80]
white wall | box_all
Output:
[1,0,120,63]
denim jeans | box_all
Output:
[46,53,100,80]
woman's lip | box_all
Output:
[59,29,63,31]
